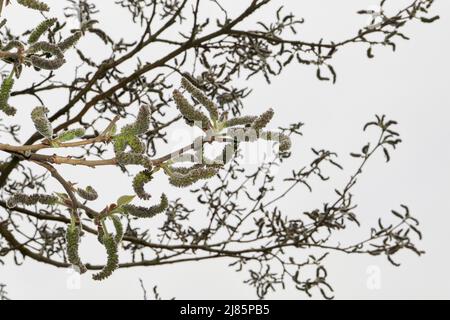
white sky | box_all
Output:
[1,0,449,300]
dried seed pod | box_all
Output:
[66,223,87,274]
[17,0,49,12]
[116,152,153,170]
[0,76,16,116]
[110,215,124,244]
[6,193,58,208]
[56,128,85,142]
[173,89,210,129]
[168,166,218,188]
[181,77,218,121]
[28,18,57,44]
[132,170,153,200]
[31,106,53,138]
[92,233,119,281]
[122,194,168,218]
[58,31,82,52]
[76,186,98,201]
[224,116,258,128]
[252,108,274,131]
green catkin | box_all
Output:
[110,215,124,244]
[116,152,153,170]
[132,105,151,135]
[56,128,85,142]
[127,136,146,154]
[224,116,258,128]
[122,194,168,218]
[252,108,274,131]
[58,31,82,52]
[76,186,98,201]
[28,18,57,44]
[6,193,58,208]
[92,233,119,281]
[97,226,105,245]
[66,223,87,274]
[0,76,16,116]
[31,106,53,138]
[181,77,219,121]
[168,166,218,188]
[17,0,50,12]
[132,170,153,200]
[112,135,128,154]
[173,89,210,129]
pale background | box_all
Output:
[0,0,449,299]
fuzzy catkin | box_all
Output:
[252,108,274,131]
[0,76,16,116]
[28,18,57,44]
[112,135,128,154]
[168,166,218,188]
[132,170,153,200]
[110,215,124,244]
[17,0,50,12]
[116,152,153,170]
[76,186,98,201]
[28,41,65,70]
[6,193,58,209]
[173,89,210,129]
[31,106,53,138]
[132,105,151,135]
[58,31,82,52]
[123,194,168,218]
[127,136,146,154]
[56,128,85,142]
[30,55,65,70]
[66,223,87,274]
[92,233,119,281]
[181,77,219,121]
[224,116,258,128]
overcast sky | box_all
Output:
[1,0,449,300]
